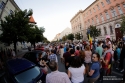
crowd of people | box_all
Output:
[35,36,125,83]
[0,36,125,83]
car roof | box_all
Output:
[7,58,36,75]
[25,50,43,54]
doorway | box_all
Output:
[115,28,123,41]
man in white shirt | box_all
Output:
[46,61,71,83]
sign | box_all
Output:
[115,23,121,28]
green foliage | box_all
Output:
[88,25,101,39]
[0,9,33,52]
[75,33,83,40]
[120,16,125,35]
[27,26,45,47]
[62,35,67,41]
[67,33,74,41]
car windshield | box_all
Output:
[14,66,40,83]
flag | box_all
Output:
[89,34,92,49]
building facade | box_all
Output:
[52,33,60,41]
[59,27,72,40]
[70,10,87,40]
[52,27,72,41]
[0,0,21,50]
[71,0,125,41]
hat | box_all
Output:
[106,35,110,39]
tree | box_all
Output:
[120,16,125,35]
[88,25,101,40]
[62,35,67,41]
[27,26,45,48]
[67,33,74,41]
[75,33,82,40]
[0,9,33,53]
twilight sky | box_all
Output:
[15,0,95,41]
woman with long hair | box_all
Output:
[84,45,92,74]
[68,56,85,83]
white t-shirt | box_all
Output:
[68,64,85,83]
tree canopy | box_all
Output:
[0,9,33,52]
[67,33,74,41]
[75,33,82,40]
[27,26,45,48]
[120,16,125,35]
[62,35,67,41]
[87,25,101,40]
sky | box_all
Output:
[15,0,95,41]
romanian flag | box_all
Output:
[89,34,92,49]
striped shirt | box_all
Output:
[46,71,71,83]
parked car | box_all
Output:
[35,47,44,51]
[6,58,46,83]
[23,50,48,65]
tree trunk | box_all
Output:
[33,42,35,49]
[14,41,17,54]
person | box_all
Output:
[63,47,71,73]
[88,53,101,83]
[38,53,48,74]
[74,46,80,56]
[114,44,121,69]
[46,61,71,83]
[59,45,64,63]
[105,36,112,51]
[79,50,85,64]
[68,56,86,83]
[96,41,103,57]
[84,45,92,74]
[68,49,76,66]
[100,45,112,81]
[119,44,125,72]
[49,49,58,63]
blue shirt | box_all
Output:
[116,48,121,59]
[90,62,100,78]
[64,47,66,53]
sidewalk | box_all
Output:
[16,49,28,58]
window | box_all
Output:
[101,2,104,7]
[105,11,110,19]
[97,5,100,10]
[106,0,111,4]
[109,26,113,34]
[110,9,117,17]
[99,28,102,36]
[118,6,123,14]
[104,27,107,35]
[90,10,92,15]
[123,3,125,9]
[88,20,90,26]
[92,18,94,25]
[0,1,5,9]
[100,14,104,22]
[93,8,96,12]
[10,10,13,14]
[96,16,99,24]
